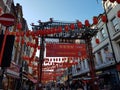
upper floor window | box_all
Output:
[111,17,120,32]
[104,47,113,61]
[93,54,97,65]
[101,28,107,39]
[97,51,104,64]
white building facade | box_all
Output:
[71,1,120,90]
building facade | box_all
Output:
[71,1,120,90]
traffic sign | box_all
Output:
[0,13,15,26]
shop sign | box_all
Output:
[0,13,15,26]
[46,43,87,57]
[6,62,20,77]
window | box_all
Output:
[104,47,113,61]
[93,54,97,65]
[107,4,112,10]
[111,17,120,32]
[95,35,99,39]
[101,28,107,39]
[97,51,104,64]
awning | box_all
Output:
[6,69,20,79]
[23,72,37,83]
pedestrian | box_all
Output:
[2,77,8,90]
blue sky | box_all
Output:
[14,0,104,30]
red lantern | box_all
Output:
[77,20,82,29]
[38,46,40,49]
[35,38,38,45]
[101,15,107,23]
[17,23,22,30]
[58,26,62,33]
[116,0,120,4]
[117,10,120,18]
[16,32,20,37]
[85,20,90,27]
[109,0,115,3]
[21,39,25,44]
[16,37,20,42]
[96,38,100,44]
[93,17,98,25]
[64,25,69,32]
[70,23,75,30]
[26,30,30,37]
[21,32,24,37]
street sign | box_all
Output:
[0,13,15,26]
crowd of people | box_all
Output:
[43,80,86,90]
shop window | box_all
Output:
[111,17,120,32]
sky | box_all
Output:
[14,0,104,30]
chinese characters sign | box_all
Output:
[46,43,87,58]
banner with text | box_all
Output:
[46,43,87,58]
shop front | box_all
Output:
[5,62,20,90]
[22,71,37,90]
[96,67,120,90]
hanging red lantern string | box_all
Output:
[21,39,25,44]
[57,26,62,33]
[16,32,20,37]
[17,23,22,30]
[38,46,40,50]
[8,31,15,35]
[52,28,56,34]
[35,37,38,45]
[116,0,120,4]
[26,42,30,46]
[36,30,40,36]
[93,16,98,25]
[101,15,107,23]
[109,0,115,3]
[64,25,69,32]
[15,37,20,42]
[70,23,75,30]
[26,30,31,37]
[77,20,82,29]
[30,31,34,37]
[28,61,33,67]
[29,43,33,47]
[21,31,24,37]
[22,56,29,61]
[85,20,90,27]
[117,10,120,18]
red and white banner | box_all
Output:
[46,43,87,58]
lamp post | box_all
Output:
[38,36,44,90]
[31,22,47,90]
